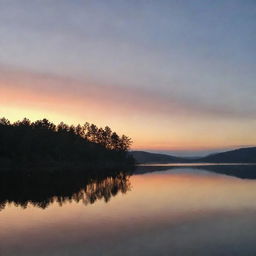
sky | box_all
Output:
[0,0,255,156]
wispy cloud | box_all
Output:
[1,66,255,120]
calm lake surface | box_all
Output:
[1,165,256,256]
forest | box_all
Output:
[0,117,135,171]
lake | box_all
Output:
[1,165,256,256]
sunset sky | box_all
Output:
[0,0,255,156]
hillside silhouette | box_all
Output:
[0,117,135,171]
[130,151,187,164]
[131,147,256,164]
[199,147,256,163]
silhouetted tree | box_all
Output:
[0,117,10,126]
[0,117,135,170]
[32,118,56,130]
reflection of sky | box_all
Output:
[1,169,256,255]
[0,1,255,154]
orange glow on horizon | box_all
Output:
[1,73,256,152]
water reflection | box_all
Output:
[0,165,255,211]
[136,164,256,179]
[1,166,256,256]
[0,170,132,211]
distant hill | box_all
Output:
[131,147,256,164]
[130,151,187,164]
[199,147,256,163]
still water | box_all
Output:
[1,166,256,256]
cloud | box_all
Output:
[0,66,255,120]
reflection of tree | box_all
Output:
[0,170,132,211]
[84,173,131,204]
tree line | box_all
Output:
[0,117,134,170]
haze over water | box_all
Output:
[1,166,256,256]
